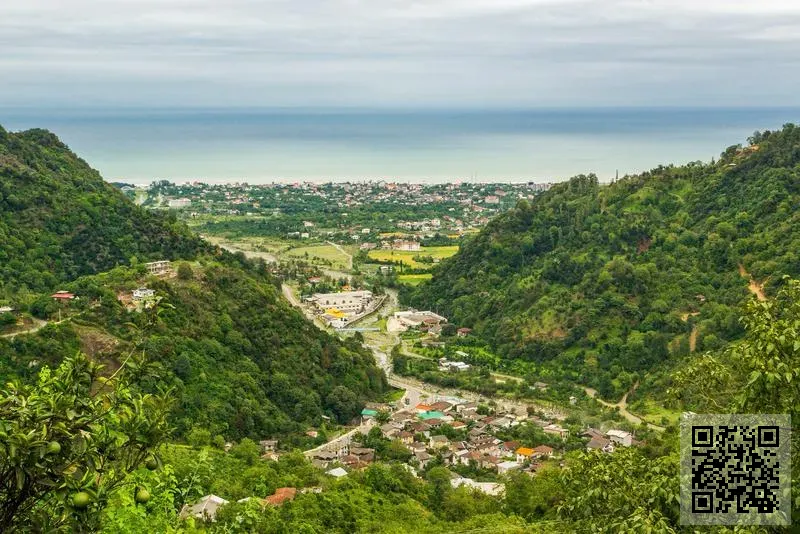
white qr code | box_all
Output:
[680,414,791,526]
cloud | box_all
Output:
[2,0,800,107]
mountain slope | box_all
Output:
[407,124,800,396]
[0,125,207,294]
[0,124,387,440]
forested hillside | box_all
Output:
[407,125,800,394]
[0,125,207,295]
[0,124,387,441]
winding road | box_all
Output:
[583,382,664,431]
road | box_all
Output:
[304,419,376,457]
[583,382,664,431]
[1,318,48,339]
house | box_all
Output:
[410,442,428,454]
[398,431,414,444]
[497,461,521,475]
[419,411,445,422]
[393,310,448,330]
[516,447,535,463]
[450,477,505,496]
[457,402,478,413]
[543,424,569,440]
[132,288,155,300]
[607,429,633,447]
[429,401,453,413]
[451,421,467,431]
[452,449,471,466]
[456,327,472,337]
[361,408,378,420]
[587,436,614,453]
[533,445,554,459]
[501,441,521,455]
[168,198,191,208]
[415,450,433,468]
[264,487,297,506]
[180,495,229,521]
[50,291,75,300]
[487,416,513,429]
[259,440,278,452]
[145,260,172,276]
[429,435,450,449]
[414,403,433,413]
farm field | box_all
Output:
[367,246,459,270]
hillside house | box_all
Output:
[607,429,633,447]
[543,424,569,440]
[132,287,155,300]
[145,260,172,276]
[180,495,229,521]
[497,461,521,475]
[533,445,554,458]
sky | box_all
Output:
[3,0,800,109]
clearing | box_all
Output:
[738,263,767,301]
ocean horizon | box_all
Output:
[2,107,797,184]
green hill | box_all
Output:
[0,124,387,441]
[406,124,800,397]
[0,125,207,295]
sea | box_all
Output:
[1,107,797,184]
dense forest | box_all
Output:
[0,125,207,296]
[406,125,800,397]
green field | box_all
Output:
[397,273,433,286]
[284,244,351,270]
[367,246,458,270]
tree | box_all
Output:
[230,438,260,465]
[186,426,211,448]
[176,262,194,281]
[0,353,172,532]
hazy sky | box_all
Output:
[2,0,800,108]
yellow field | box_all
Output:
[397,274,433,286]
[368,246,458,270]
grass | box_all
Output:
[397,273,433,286]
[367,246,459,270]
[632,400,681,426]
[283,244,350,270]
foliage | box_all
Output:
[0,352,171,532]
[0,127,208,296]
[408,125,800,398]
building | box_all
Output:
[533,445,554,458]
[543,424,569,440]
[456,327,472,337]
[310,290,373,314]
[607,429,633,447]
[180,495,229,521]
[392,240,421,251]
[450,477,505,496]
[497,461,521,475]
[326,467,348,478]
[392,310,447,330]
[50,291,75,300]
[168,198,191,209]
[132,287,155,300]
[516,447,535,463]
[145,260,172,276]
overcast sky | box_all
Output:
[2,0,800,109]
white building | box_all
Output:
[168,198,191,209]
[450,477,505,496]
[132,288,155,300]
[607,429,633,447]
[145,260,171,276]
[179,495,229,521]
[310,290,373,314]
[393,310,447,330]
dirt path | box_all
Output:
[327,241,353,270]
[583,382,664,431]
[1,318,48,339]
[738,263,766,301]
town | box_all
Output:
[123,180,552,243]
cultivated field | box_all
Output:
[397,274,433,286]
[367,246,458,270]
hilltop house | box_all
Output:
[180,495,229,521]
